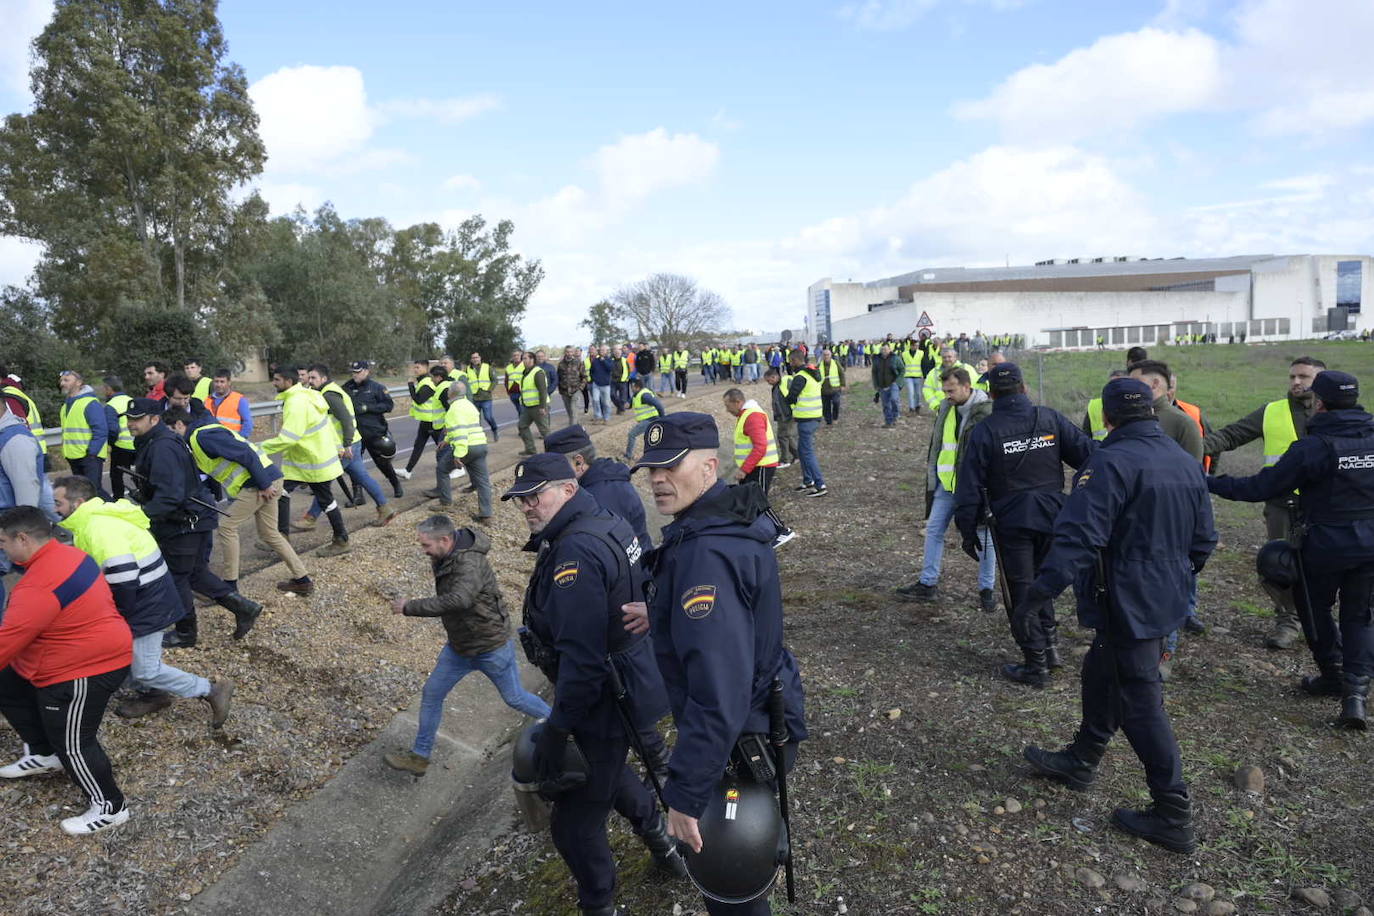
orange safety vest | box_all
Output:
[211,390,247,433]
[1175,399,1211,473]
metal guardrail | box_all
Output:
[37,385,411,450]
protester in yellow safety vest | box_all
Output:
[400,361,445,480]
[1,375,43,434]
[504,349,526,411]
[784,351,827,496]
[723,387,779,484]
[51,474,233,724]
[922,348,977,412]
[99,375,137,501]
[1081,370,1130,441]
[674,347,691,397]
[260,365,351,557]
[465,352,499,439]
[430,379,494,519]
[1202,355,1326,650]
[624,377,666,462]
[183,359,213,404]
[58,369,110,499]
[517,350,550,455]
[306,364,395,527]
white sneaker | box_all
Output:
[60,803,130,836]
[395,468,412,480]
[776,462,793,469]
[0,752,63,778]
[449,467,467,479]
[771,529,798,550]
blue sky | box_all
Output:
[3,0,1373,345]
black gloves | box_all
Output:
[533,724,586,798]
[1010,593,1053,646]
[961,538,982,561]
[873,391,880,404]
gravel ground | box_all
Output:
[0,390,726,916]
[437,385,1374,916]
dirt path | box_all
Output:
[436,384,1374,916]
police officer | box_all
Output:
[344,360,404,498]
[1206,371,1374,729]
[1020,378,1216,855]
[505,453,684,915]
[625,413,807,915]
[544,425,652,554]
[954,363,1094,686]
[1204,356,1327,649]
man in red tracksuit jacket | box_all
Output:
[0,506,134,836]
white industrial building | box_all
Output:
[807,254,1371,348]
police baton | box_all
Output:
[605,655,669,812]
[1286,500,1320,649]
[118,467,231,517]
[769,678,796,903]
[980,488,1014,614]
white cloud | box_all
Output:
[838,0,1023,31]
[0,235,42,289]
[376,94,501,124]
[442,174,482,192]
[953,28,1224,143]
[0,0,51,100]
[249,65,374,174]
[593,128,720,208]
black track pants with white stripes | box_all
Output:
[0,665,129,812]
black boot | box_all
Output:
[218,592,263,640]
[1111,790,1196,854]
[1023,743,1100,791]
[578,907,623,916]
[639,813,688,878]
[1300,665,1345,696]
[1001,647,1049,688]
[1340,674,1369,730]
[1044,623,1063,670]
[163,613,198,648]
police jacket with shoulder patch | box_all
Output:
[522,488,667,741]
[579,457,652,555]
[954,393,1095,539]
[1030,419,1217,639]
[133,421,218,539]
[1208,407,1374,565]
[644,480,808,819]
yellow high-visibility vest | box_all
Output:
[189,422,272,499]
[2,386,42,434]
[443,397,486,457]
[1262,399,1299,468]
[937,407,959,492]
[792,372,822,420]
[60,394,108,461]
[320,381,362,446]
[520,367,545,407]
[410,377,444,423]
[1086,398,1108,441]
[107,393,135,451]
[632,388,659,420]
[260,385,343,483]
[734,406,778,469]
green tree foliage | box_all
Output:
[0,286,81,423]
[579,299,628,346]
[0,0,265,342]
[98,303,232,391]
[439,216,543,361]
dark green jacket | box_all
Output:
[1154,395,1203,462]
[403,528,510,656]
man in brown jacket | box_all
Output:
[384,515,550,774]
[556,346,588,427]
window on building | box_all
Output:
[1112,327,1126,344]
[1128,326,1141,343]
[1278,318,1290,335]
[1337,260,1362,314]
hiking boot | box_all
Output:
[219,592,263,640]
[1023,744,1098,791]
[1265,622,1301,650]
[471,514,494,523]
[896,582,939,602]
[376,505,398,526]
[1300,667,1344,696]
[115,690,175,719]
[348,493,368,508]
[276,577,315,597]
[61,802,130,836]
[1110,791,1196,854]
[979,588,998,614]
[1183,615,1207,635]
[318,537,351,558]
[290,513,318,532]
[163,619,197,649]
[1045,624,1064,670]
[421,488,444,499]
[639,813,689,878]
[203,679,233,729]
[1001,648,1049,688]
[0,750,63,778]
[392,482,405,498]
[1340,674,1370,730]
[384,749,429,775]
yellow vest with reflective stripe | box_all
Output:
[189,422,272,498]
[903,350,922,378]
[321,381,362,446]
[1262,399,1298,467]
[431,380,453,430]
[937,406,959,492]
[520,366,545,407]
[822,360,842,386]
[793,371,823,420]
[60,394,108,461]
[443,397,486,457]
[191,377,212,404]
[1086,398,1107,441]
[107,394,135,450]
[734,406,778,469]
[675,350,690,371]
[260,385,342,483]
[505,363,525,392]
[409,378,443,422]
[58,497,166,587]
[2,386,42,434]
[632,388,659,420]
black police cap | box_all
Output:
[1101,377,1153,412]
[631,412,720,472]
[1311,370,1358,408]
[125,397,163,419]
[544,425,592,454]
[987,362,1022,385]
[501,452,576,500]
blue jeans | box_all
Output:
[746,363,760,382]
[880,383,900,424]
[310,442,386,516]
[413,641,550,758]
[920,484,996,591]
[626,419,653,460]
[657,372,672,393]
[796,419,823,488]
[474,398,498,436]
[591,384,612,420]
[904,377,921,410]
[131,630,209,698]
[1164,575,1201,656]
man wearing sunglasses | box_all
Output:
[505,453,684,915]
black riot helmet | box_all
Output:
[685,777,786,903]
[371,433,397,459]
[1256,540,1299,588]
[510,721,588,797]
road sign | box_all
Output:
[915,311,934,328]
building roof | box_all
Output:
[870,254,1277,290]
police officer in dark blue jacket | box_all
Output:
[506,453,682,916]
[1020,378,1216,855]
[544,425,652,554]
[626,413,807,915]
[1207,370,1374,729]
[954,363,1095,685]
